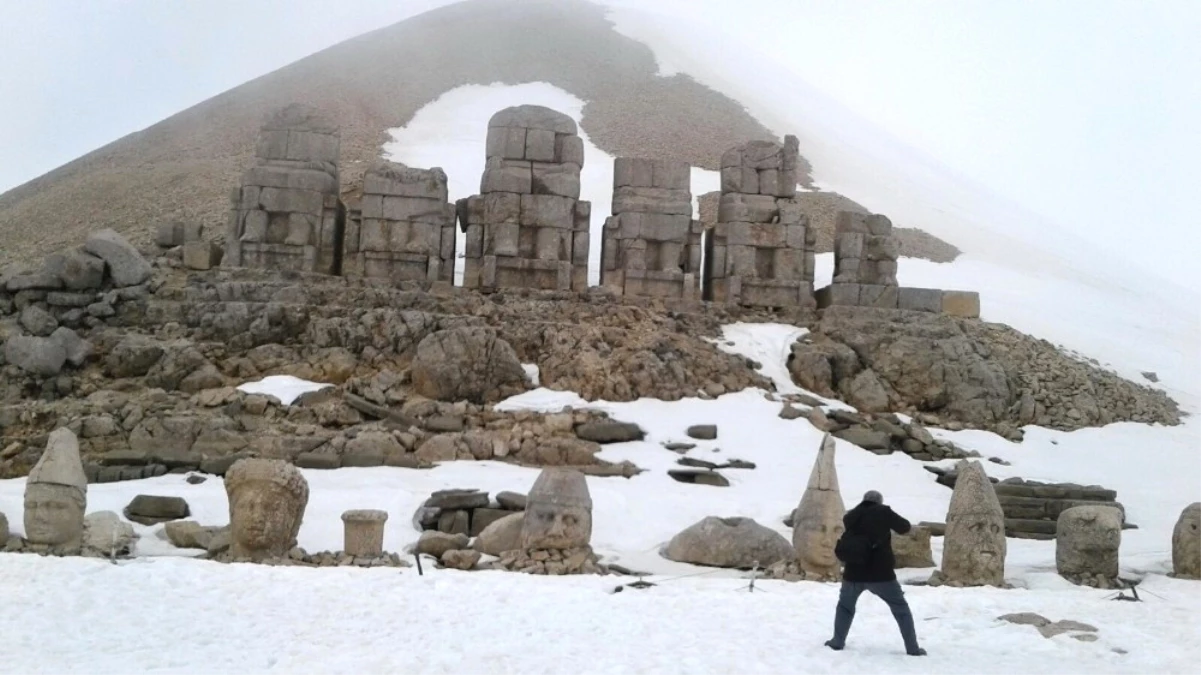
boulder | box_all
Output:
[833,427,890,451]
[424,489,490,511]
[106,336,164,378]
[164,521,225,550]
[19,305,58,336]
[892,526,935,568]
[123,495,192,526]
[686,424,718,440]
[1171,502,1200,579]
[575,420,645,443]
[495,491,527,510]
[82,511,137,557]
[4,335,66,376]
[441,548,481,570]
[84,228,152,287]
[667,469,730,487]
[50,327,92,367]
[43,248,106,290]
[416,531,469,558]
[662,516,794,569]
[409,326,527,403]
[474,512,524,556]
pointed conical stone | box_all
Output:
[519,468,593,550]
[24,428,88,552]
[791,434,845,580]
[940,460,1006,586]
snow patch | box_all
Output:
[235,375,332,406]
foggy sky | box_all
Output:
[0,0,1197,290]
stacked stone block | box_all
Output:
[457,105,590,292]
[224,104,345,276]
[600,158,701,300]
[817,210,981,318]
[994,479,1126,541]
[705,136,816,308]
[343,162,456,284]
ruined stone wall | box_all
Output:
[458,105,590,292]
[706,136,815,308]
[224,105,346,276]
[600,158,701,300]
[343,162,455,284]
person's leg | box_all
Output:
[827,581,866,650]
[866,580,924,655]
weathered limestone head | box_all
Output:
[941,460,1006,586]
[520,468,593,550]
[23,428,88,552]
[1056,505,1122,580]
[224,459,309,561]
[1172,502,1201,579]
[791,434,845,578]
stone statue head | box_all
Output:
[1172,502,1200,579]
[520,468,592,550]
[224,458,309,561]
[941,460,1006,586]
[1056,505,1121,580]
[23,428,87,552]
[791,434,845,578]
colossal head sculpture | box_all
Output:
[224,458,309,561]
[23,428,88,553]
[520,468,593,550]
[940,460,1006,586]
[1172,502,1200,579]
[791,434,846,580]
[1056,505,1122,582]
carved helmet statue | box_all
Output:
[24,428,88,552]
[520,468,593,550]
[224,458,309,561]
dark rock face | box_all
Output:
[409,326,528,404]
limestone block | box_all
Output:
[156,222,184,248]
[363,163,448,201]
[758,169,779,196]
[284,129,340,164]
[836,232,864,259]
[718,193,778,223]
[536,227,568,261]
[383,196,447,223]
[898,287,944,313]
[488,105,577,135]
[489,223,520,257]
[612,186,692,215]
[242,166,338,193]
[481,158,532,194]
[258,187,323,215]
[652,160,690,190]
[520,194,575,228]
[183,241,220,271]
[867,214,893,236]
[557,134,585,167]
[720,147,743,169]
[615,158,655,188]
[532,163,582,199]
[342,509,388,557]
[835,211,871,236]
[1172,502,1200,579]
[639,213,691,243]
[778,201,805,226]
[284,213,315,246]
[863,235,899,261]
[524,128,557,162]
[728,222,788,248]
[869,260,899,285]
[480,192,521,224]
[1056,505,1121,581]
[859,284,899,309]
[740,140,784,170]
[485,126,527,160]
[941,290,981,318]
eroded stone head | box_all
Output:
[224,459,309,561]
[520,468,592,550]
[1172,502,1201,579]
[791,434,845,579]
[1056,505,1122,581]
[23,428,87,552]
[940,460,1006,586]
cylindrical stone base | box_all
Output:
[341,509,388,557]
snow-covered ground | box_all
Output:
[3,6,1200,674]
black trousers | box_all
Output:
[828,580,921,653]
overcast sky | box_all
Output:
[1,0,1198,290]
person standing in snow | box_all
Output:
[825,490,927,656]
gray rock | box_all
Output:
[833,427,890,450]
[43,249,106,290]
[998,612,1050,628]
[0,511,8,542]
[1172,502,1200,579]
[495,491,527,510]
[424,489,489,511]
[663,516,794,569]
[105,336,164,378]
[82,511,137,557]
[1056,505,1122,582]
[686,424,718,440]
[164,521,225,549]
[1038,620,1098,639]
[470,508,511,536]
[416,531,469,558]
[409,326,527,403]
[845,369,891,412]
[473,512,525,556]
[575,420,645,443]
[50,327,92,367]
[4,335,66,376]
[19,305,58,336]
[441,548,481,570]
[123,495,191,525]
[84,229,152,287]
[666,469,730,487]
[294,453,341,470]
[892,527,935,568]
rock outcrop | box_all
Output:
[409,326,528,403]
[662,516,794,569]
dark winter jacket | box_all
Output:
[840,500,912,583]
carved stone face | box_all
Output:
[520,502,591,550]
[1172,502,1201,579]
[1056,506,1121,579]
[229,483,303,558]
[943,511,1006,583]
[794,496,845,573]
[23,483,85,549]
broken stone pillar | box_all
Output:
[816,211,900,309]
[458,105,590,292]
[937,460,1006,587]
[1055,505,1122,584]
[600,158,701,300]
[23,428,88,554]
[1172,502,1200,579]
[224,458,309,562]
[791,433,845,580]
[343,162,456,284]
[341,509,388,557]
[706,135,815,307]
[224,104,346,275]
[520,467,593,550]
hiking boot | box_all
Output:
[824,640,844,651]
[907,648,928,656]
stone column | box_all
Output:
[342,509,389,557]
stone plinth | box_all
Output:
[600,157,701,300]
[705,136,815,308]
[343,162,456,284]
[458,105,590,292]
[342,509,389,557]
[224,104,346,276]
